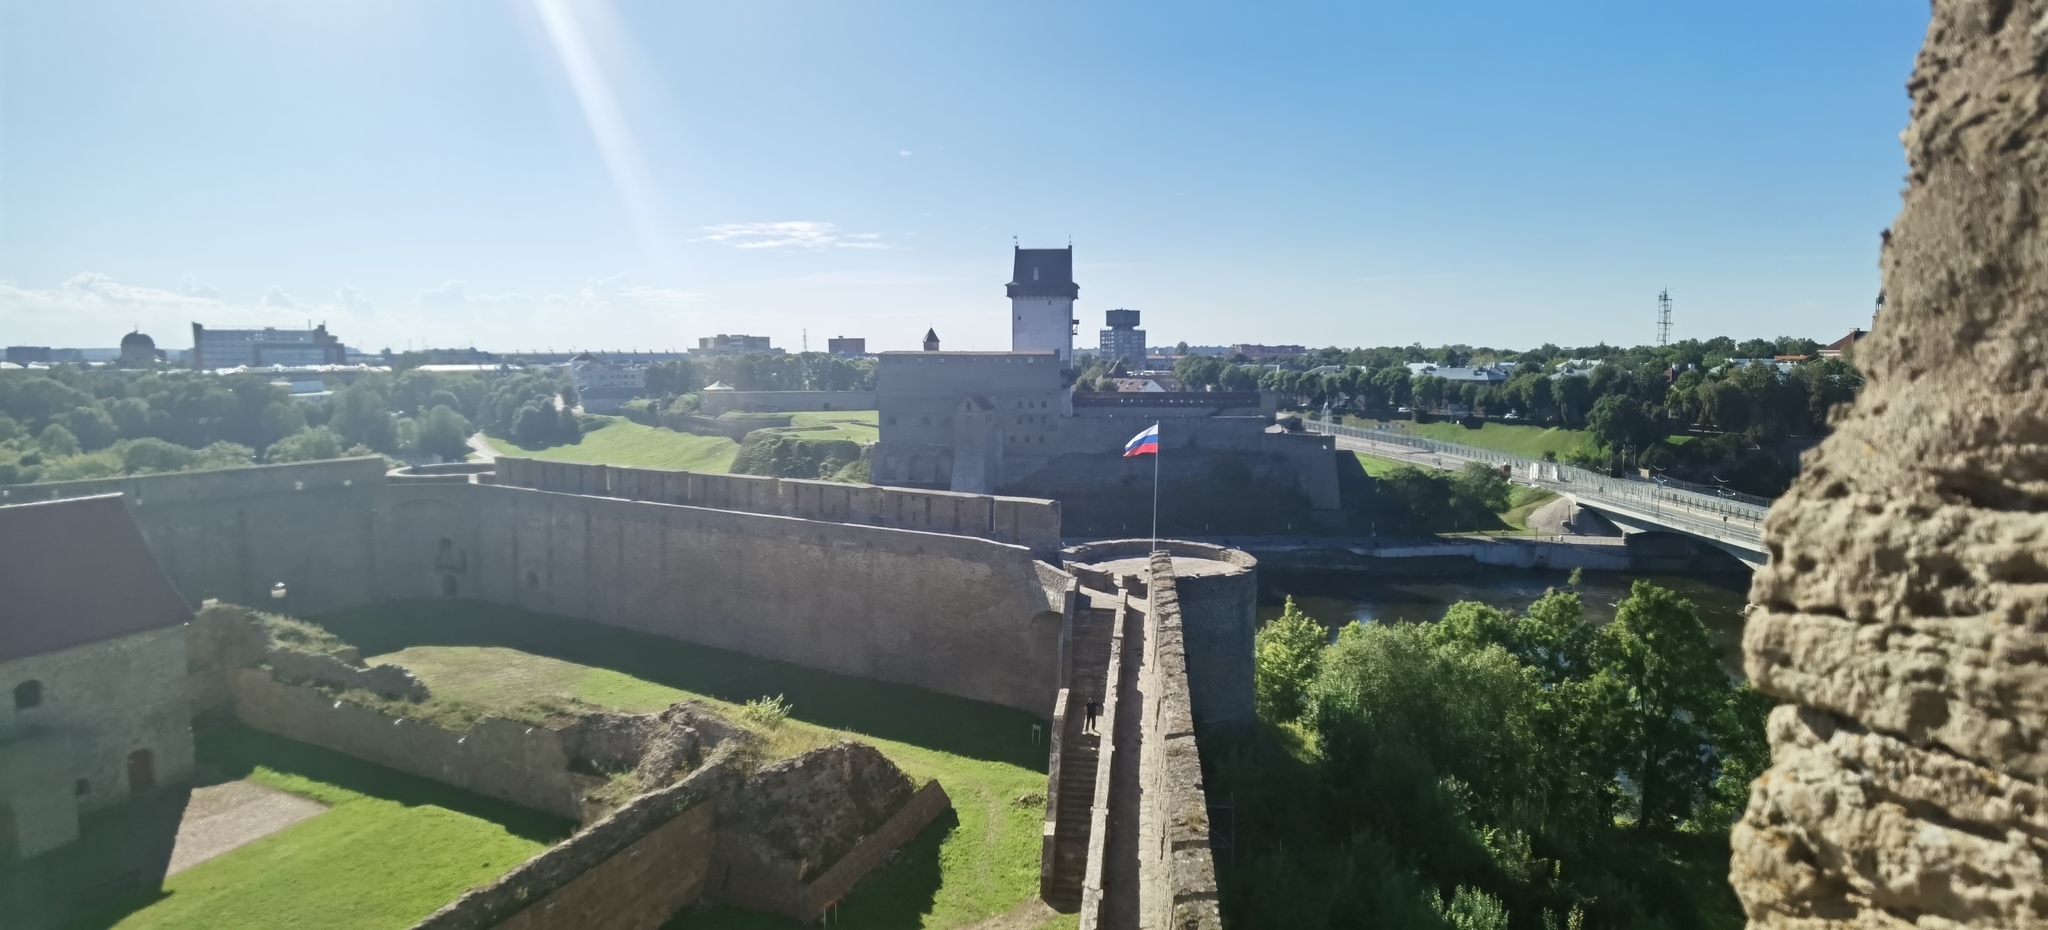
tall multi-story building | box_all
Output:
[191,323,347,369]
[827,336,868,357]
[1097,309,1146,366]
[695,334,782,357]
[3,347,51,366]
[1007,247,1079,364]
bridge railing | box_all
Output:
[1306,418,1770,542]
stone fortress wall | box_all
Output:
[4,454,1246,926]
[387,481,1070,713]
[1730,3,2048,927]
[4,457,1075,715]
[495,456,1062,557]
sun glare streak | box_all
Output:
[531,0,670,272]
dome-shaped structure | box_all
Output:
[118,330,161,367]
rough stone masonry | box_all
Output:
[1732,1,2048,926]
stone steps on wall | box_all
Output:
[1045,607,1118,912]
[1046,729,1100,911]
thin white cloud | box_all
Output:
[415,280,471,311]
[263,286,301,308]
[695,221,891,250]
[180,274,219,299]
[899,150,912,157]
[336,284,375,314]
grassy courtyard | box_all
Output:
[316,600,1052,930]
[485,411,878,474]
[78,726,571,930]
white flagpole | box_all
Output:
[1151,421,1160,552]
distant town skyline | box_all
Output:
[2,1,1925,352]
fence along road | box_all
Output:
[1305,418,1770,564]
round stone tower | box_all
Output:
[1063,539,1258,727]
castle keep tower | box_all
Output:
[1007,246,1078,365]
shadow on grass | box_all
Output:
[8,790,185,930]
[196,721,574,844]
[314,600,1048,769]
[58,724,570,930]
[662,811,954,930]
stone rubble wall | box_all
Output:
[414,749,747,930]
[262,646,429,701]
[230,668,585,819]
[413,743,951,930]
[188,603,429,704]
[1732,2,2048,927]
[799,780,953,916]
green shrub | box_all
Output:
[729,432,862,479]
[739,693,793,729]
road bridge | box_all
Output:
[1306,418,1770,568]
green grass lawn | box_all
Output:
[80,726,570,930]
[778,410,879,443]
[1498,485,1562,532]
[1350,451,1409,477]
[489,416,741,471]
[1351,451,1560,535]
[486,411,878,474]
[313,600,1050,930]
[1340,417,1596,460]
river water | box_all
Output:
[1258,567,1753,676]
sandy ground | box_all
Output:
[164,780,329,876]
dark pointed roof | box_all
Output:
[1007,247,1079,299]
[0,495,191,662]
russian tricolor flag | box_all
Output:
[1123,424,1160,457]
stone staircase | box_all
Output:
[1043,605,1116,911]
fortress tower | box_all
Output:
[1007,247,1079,365]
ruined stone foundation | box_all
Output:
[1731,2,2048,926]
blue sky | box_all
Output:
[2,1,1928,354]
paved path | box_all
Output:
[165,780,328,875]
[466,431,498,463]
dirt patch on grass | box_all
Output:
[165,779,329,876]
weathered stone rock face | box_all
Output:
[560,701,743,787]
[1733,2,2048,926]
[720,740,916,881]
